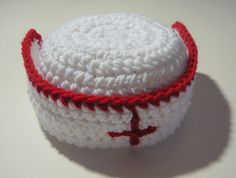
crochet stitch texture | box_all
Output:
[21,13,198,148]
[38,13,188,96]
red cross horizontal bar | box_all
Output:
[108,109,158,145]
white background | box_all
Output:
[0,0,236,177]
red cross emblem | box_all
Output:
[108,109,158,145]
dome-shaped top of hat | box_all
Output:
[37,13,188,96]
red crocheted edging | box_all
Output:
[21,21,198,113]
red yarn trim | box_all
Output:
[108,109,157,145]
[21,21,198,113]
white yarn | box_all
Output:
[28,81,194,148]
[27,13,194,148]
[38,13,188,96]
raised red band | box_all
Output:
[21,22,198,113]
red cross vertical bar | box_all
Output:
[108,109,158,145]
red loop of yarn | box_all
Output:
[21,21,198,113]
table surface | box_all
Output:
[1,0,236,177]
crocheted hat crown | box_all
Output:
[38,13,188,96]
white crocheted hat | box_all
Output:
[21,13,198,148]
